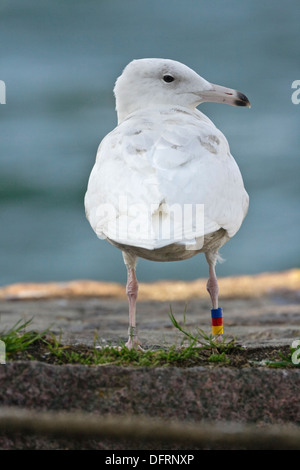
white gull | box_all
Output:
[85,58,250,348]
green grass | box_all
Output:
[2,313,298,369]
[0,318,49,357]
[208,352,230,364]
[41,332,217,367]
[168,306,239,356]
[0,313,235,367]
[260,343,300,368]
[55,345,205,367]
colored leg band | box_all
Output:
[211,308,223,335]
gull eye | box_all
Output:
[163,75,175,83]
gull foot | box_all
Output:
[125,337,145,351]
[212,334,223,344]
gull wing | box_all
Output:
[84,107,249,250]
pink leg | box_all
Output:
[205,254,223,341]
[122,252,142,349]
[206,263,219,310]
[125,266,140,349]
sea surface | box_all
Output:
[0,0,299,286]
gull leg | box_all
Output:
[123,252,141,349]
[205,253,223,341]
[125,267,139,349]
[206,262,219,309]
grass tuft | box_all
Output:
[168,306,239,354]
[260,343,300,368]
[0,318,49,357]
[2,313,298,369]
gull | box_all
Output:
[84,58,250,349]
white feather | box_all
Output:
[85,106,248,251]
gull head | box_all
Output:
[114,58,250,123]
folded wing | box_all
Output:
[84,107,249,250]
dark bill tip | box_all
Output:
[235,91,251,107]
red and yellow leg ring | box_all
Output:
[211,308,223,335]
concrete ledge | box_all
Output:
[1,361,299,422]
[0,361,300,449]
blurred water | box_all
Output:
[0,0,299,286]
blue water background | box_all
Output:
[0,0,299,286]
